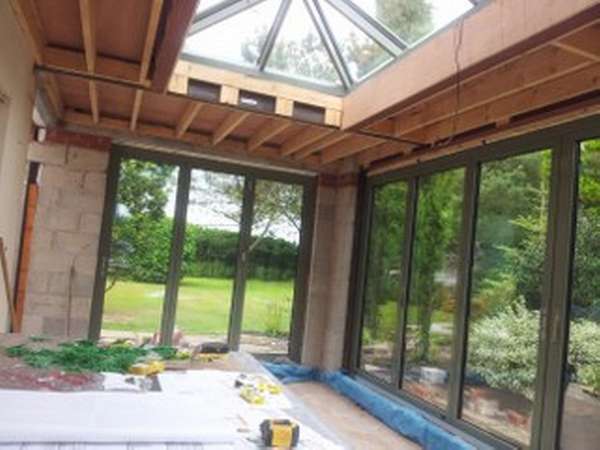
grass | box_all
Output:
[102,276,294,335]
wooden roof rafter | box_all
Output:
[78,0,99,123]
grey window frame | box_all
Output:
[346,114,600,450]
[88,145,317,362]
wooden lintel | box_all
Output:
[176,101,203,138]
[281,127,334,157]
[247,119,291,152]
[405,62,600,144]
[212,111,249,145]
[392,45,592,138]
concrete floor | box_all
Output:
[288,381,421,450]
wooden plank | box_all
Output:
[212,111,250,145]
[220,86,239,105]
[151,0,199,92]
[357,141,414,167]
[130,89,144,131]
[89,80,99,123]
[63,109,325,171]
[294,132,350,159]
[176,101,203,137]
[281,127,334,157]
[325,109,342,126]
[553,24,600,62]
[174,61,344,110]
[247,119,291,152]
[9,0,65,119]
[405,62,600,144]
[392,45,591,138]
[43,47,143,84]
[79,0,99,123]
[275,98,294,116]
[9,0,45,63]
[140,0,164,82]
[342,0,600,129]
[321,135,383,165]
[370,96,600,175]
[79,0,96,72]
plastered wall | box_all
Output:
[0,1,35,331]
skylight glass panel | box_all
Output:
[196,0,230,15]
[350,0,474,45]
[265,0,341,87]
[321,1,393,82]
[184,0,280,67]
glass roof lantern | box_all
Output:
[183,0,477,94]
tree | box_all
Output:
[376,0,433,44]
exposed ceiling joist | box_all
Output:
[152,0,199,92]
[130,89,144,131]
[321,135,383,164]
[176,101,203,137]
[294,132,349,159]
[553,24,600,62]
[79,0,99,123]
[247,119,291,152]
[281,127,334,156]
[212,110,250,145]
[140,0,164,82]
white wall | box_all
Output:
[0,2,36,330]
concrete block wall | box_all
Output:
[21,141,108,338]
[302,173,358,371]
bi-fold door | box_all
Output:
[89,147,315,359]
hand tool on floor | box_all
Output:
[193,341,230,362]
[260,419,300,448]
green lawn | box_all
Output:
[102,276,294,335]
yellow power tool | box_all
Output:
[260,419,300,448]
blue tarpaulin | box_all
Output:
[263,362,474,450]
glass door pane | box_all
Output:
[560,138,600,449]
[462,150,552,446]
[402,168,464,409]
[101,158,179,343]
[240,179,303,355]
[172,169,243,347]
[359,181,408,383]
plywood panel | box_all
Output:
[36,0,82,50]
[96,0,150,61]
[228,115,268,140]
[189,105,230,133]
[56,74,90,113]
[138,90,187,128]
[95,81,136,120]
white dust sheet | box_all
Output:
[0,390,237,443]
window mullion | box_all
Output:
[447,161,479,420]
[393,177,418,389]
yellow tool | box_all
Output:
[260,419,299,448]
[240,385,265,405]
[128,360,165,376]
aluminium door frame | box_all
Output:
[89,145,317,362]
